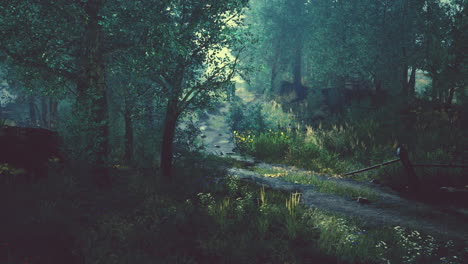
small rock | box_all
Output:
[356,197,371,204]
[201,134,207,138]
[220,152,224,155]
[214,145,220,148]
[226,152,235,155]
[218,133,222,136]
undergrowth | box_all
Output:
[229,99,468,190]
[0,156,336,264]
[1,154,466,263]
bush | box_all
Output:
[285,139,322,168]
[228,99,266,133]
[252,130,291,161]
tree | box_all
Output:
[420,0,467,106]
[143,1,249,179]
[0,0,106,174]
[0,0,157,178]
[242,0,307,97]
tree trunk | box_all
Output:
[446,86,456,107]
[160,99,179,180]
[49,98,58,129]
[292,40,305,99]
[123,102,133,165]
[41,97,48,128]
[29,95,36,127]
[408,67,416,98]
[431,70,438,103]
[292,43,302,87]
[371,78,385,107]
[82,0,109,185]
[402,47,409,97]
[269,63,277,95]
[145,95,154,129]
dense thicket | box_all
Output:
[243,0,467,109]
[0,0,248,180]
[230,0,467,191]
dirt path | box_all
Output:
[228,167,468,241]
[198,103,253,162]
[197,102,468,243]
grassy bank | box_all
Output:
[1,156,337,264]
[230,99,467,192]
[1,154,467,263]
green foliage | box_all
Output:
[285,137,325,168]
[233,127,350,174]
[244,0,466,105]
[3,153,467,263]
[304,210,468,264]
[228,99,267,133]
[233,96,467,190]
[252,130,291,161]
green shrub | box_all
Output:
[228,99,267,133]
[252,130,291,162]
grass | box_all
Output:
[231,99,468,192]
[252,166,380,201]
[0,156,338,264]
[2,153,467,263]
[303,208,468,264]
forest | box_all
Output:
[0,0,467,263]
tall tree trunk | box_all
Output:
[29,95,36,127]
[269,63,277,95]
[402,47,409,97]
[49,98,58,129]
[160,99,179,180]
[292,43,302,86]
[431,70,438,103]
[123,102,133,165]
[41,97,48,128]
[292,39,304,99]
[408,67,416,98]
[145,95,154,129]
[82,0,109,185]
[290,0,304,99]
[446,86,456,107]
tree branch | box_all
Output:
[2,47,80,82]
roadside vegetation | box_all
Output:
[229,96,467,193]
[2,155,467,264]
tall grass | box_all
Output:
[232,101,467,189]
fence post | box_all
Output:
[397,146,419,191]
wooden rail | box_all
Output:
[343,158,400,176]
[342,146,467,191]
